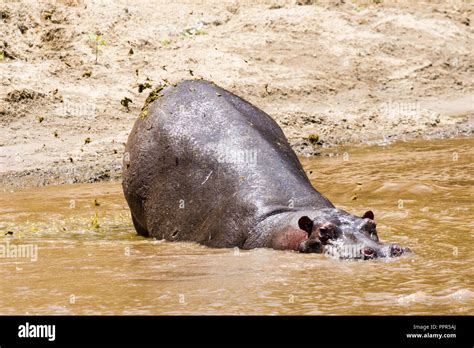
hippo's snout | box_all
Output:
[362,244,411,260]
[324,242,411,260]
[360,243,412,260]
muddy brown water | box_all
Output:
[0,137,472,315]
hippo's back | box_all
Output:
[122,80,332,247]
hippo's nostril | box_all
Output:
[362,247,376,260]
[390,244,404,257]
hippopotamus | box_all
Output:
[122,79,411,260]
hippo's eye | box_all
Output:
[370,232,379,242]
[361,220,377,236]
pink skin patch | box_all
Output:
[270,227,308,251]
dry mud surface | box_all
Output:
[0,0,473,187]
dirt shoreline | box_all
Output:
[0,0,473,188]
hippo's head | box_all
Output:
[297,209,411,260]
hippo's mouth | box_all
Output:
[322,241,411,260]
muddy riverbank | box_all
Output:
[0,0,473,187]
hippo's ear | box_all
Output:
[298,216,314,235]
[362,210,375,220]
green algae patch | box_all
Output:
[137,82,152,93]
[121,97,132,112]
[308,133,322,145]
[140,84,165,119]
